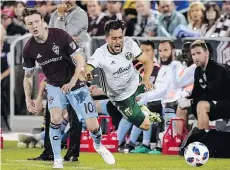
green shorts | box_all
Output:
[113,85,146,127]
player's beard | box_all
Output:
[108,44,121,55]
[160,54,173,65]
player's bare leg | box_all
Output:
[176,107,188,135]
[85,117,115,165]
[196,101,210,130]
[49,107,64,169]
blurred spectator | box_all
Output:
[140,40,158,65]
[157,0,187,37]
[87,0,106,36]
[212,0,230,37]
[35,1,51,24]
[1,24,11,131]
[1,1,15,11]
[200,2,221,37]
[1,9,27,35]
[133,40,160,81]
[13,1,26,27]
[133,1,159,37]
[49,1,88,48]
[187,2,205,32]
[104,1,123,20]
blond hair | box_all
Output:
[187,2,205,24]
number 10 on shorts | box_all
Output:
[84,102,95,114]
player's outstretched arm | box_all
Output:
[136,54,154,90]
[23,69,39,114]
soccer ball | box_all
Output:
[184,142,209,167]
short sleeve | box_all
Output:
[131,39,142,59]
[61,30,81,57]
[87,49,103,68]
[22,45,35,71]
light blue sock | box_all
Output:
[117,118,132,145]
[89,127,102,149]
[49,122,62,160]
[142,123,153,146]
[130,126,142,144]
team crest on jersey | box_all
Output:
[52,44,59,55]
[125,52,133,60]
[124,107,133,116]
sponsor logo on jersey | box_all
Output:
[111,61,116,65]
[39,56,63,66]
[37,53,42,59]
[112,64,131,78]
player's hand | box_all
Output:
[89,85,104,96]
[25,98,39,114]
[33,99,43,114]
[79,69,93,81]
[140,79,154,91]
[61,80,76,93]
[57,3,67,16]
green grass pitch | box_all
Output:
[1,141,230,170]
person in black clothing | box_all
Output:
[177,40,230,130]
[1,24,11,131]
[1,11,27,35]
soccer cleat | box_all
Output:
[149,149,162,155]
[123,143,135,153]
[94,144,115,165]
[28,151,54,161]
[64,155,78,162]
[141,105,162,123]
[53,158,63,169]
[130,145,151,153]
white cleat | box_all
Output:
[94,144,115,165]
[53,158,63,169]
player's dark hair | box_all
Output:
[104,20,126,36]
[159,40,175,49]
[22,7,42,24]
[190,40,208,52]
[140,40,155,50]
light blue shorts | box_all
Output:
[46,84,98,120]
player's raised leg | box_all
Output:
[113,85,161,131]
[66,86,115,165]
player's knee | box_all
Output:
[140,119,150,131]
[49,107,63,124]
[50,113,62,124]
[88,126,99,132]
[176,107,187,118]
[197,101,210,114]
[51,116,62,124]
